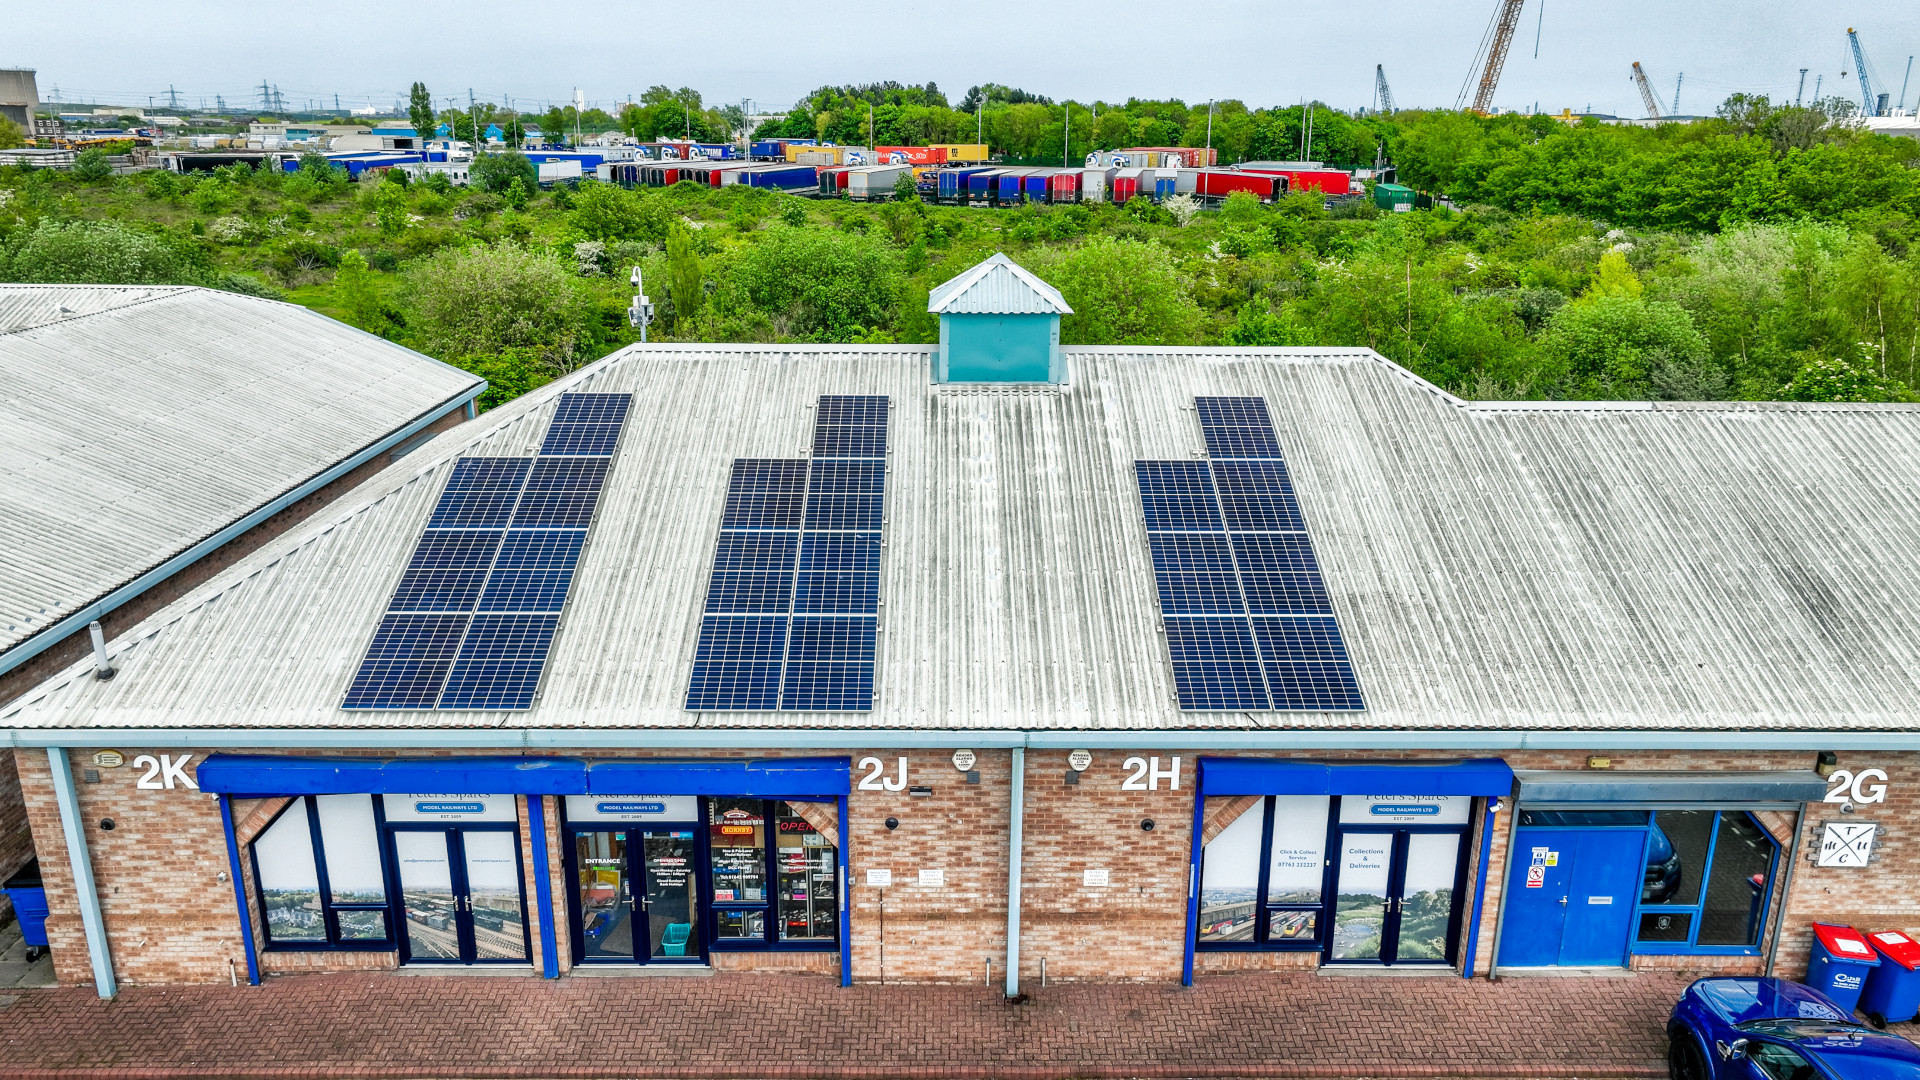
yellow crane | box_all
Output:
[1457,0,1528,113]
[1631,62,1665,119]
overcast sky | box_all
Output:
[10,1,1920,119]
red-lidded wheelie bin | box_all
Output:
[1861,929,1920,1028]
[1807,923,1880,1015]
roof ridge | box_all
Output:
[0,284,193,337]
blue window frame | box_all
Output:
[706,798,840,951]
[1632,810,1780,956]
[249,795,395,951]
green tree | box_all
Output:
[666,219,704,331]
[333,249,392,336]
[401,243,586,366]
[71,148,113,182]
[408,82,435,145]
[723,225,901,341]
[502,176,530,211]
[471,150,537,195]
[1029,235,1205,345]
[372,181,410,236]
[1540,294,1712,397]
[571,181,668,244]
[0,114,26,150]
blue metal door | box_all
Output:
[1498,827,1574,966]
[1555,830,1642,965]
[1498,827,1642,967]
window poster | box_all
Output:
[1266,795,1331,904]
[1198,801,1263,942]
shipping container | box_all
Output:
[875,146,948,165]
[786,145,873,166]
[847,164,912,201]
[1373,182,1415,212]
[751,138,816,159]
[930,143,990,163]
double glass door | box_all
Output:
[1328,830,1465,965]
[572,828,703,963]
[390,828,529,964]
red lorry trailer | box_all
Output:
[1190,169,1286,202]
[874,146,948,165]
[1239,167,1352,196]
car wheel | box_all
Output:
[1868,1011,1887,1029]
[1668,1032,1710,1080]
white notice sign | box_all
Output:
[919,868,945,888]
[1083,868,1110,887]
[866,868,893,887]
[1818,822,1878,867]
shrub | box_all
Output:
[71,149,113,182]
[1539,294,1712,397]
[142,169,180,201]
[470,151,537,195]
[332,249,394,336]
[724,224,900,341]
[570,181,668,244]
[1,218,207,284]
[1029,235,1205,345]
[401,243,587,365]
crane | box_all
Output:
[1456,0,1526,113]
[1375,65,1396,114]
[1632,62,1664,120]
[1848,28,1882,116]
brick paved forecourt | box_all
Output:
[0,970,1685,1080]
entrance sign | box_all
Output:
[1338,795,1470,825]
[133,753,198,790]
[383,793,517,822]
[1121,756,1180,790]
[1817,821,1878,867]
[564,794,698,822]
[857,757,908,791]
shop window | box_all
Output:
[706,799,838,949]
[1197,795,1331,949]
[1635,810,1778,954]
[250,795,394,950]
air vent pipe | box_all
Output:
[88,621,115,680]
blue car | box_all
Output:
[1668,977,1920,1080]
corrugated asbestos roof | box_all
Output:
[927,253,1072,315]
[0,285,485,661]
[8,342,1920,734]
[0,285,188,334]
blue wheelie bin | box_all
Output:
[3,858,48,963]
[1861,929,1920,1028]
[1808,923,1880,1015]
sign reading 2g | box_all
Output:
[1825,767,1889,805]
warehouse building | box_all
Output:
[0,285,484,926]
[3,257,1918,998]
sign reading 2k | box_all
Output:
[132,753,198,790]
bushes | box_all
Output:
[723,224,900,341]
[70,149,113,182]
[401,243,586,366]
[1029,235,1205,346]
[570,181,668,245]
[470,151,537,195]
[2,218,208,285]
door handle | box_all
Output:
[1558,896,1568,906]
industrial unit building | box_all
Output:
[0,284,485,925]
[3,257,1918,998]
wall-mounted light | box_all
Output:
[1817,751,1838,779]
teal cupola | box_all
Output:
[927,253,1073,384]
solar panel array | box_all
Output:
[343,393,630,710]
[1134,397,1363,711]
[687,396,887,711]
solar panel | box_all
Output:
[804,460,885,531]
[1133,395,1363,712]
[342,614,470,709]
[794,533,881,614]
[721,460,809,529]
[1162,616,1269,710]
[1196,397,1282,458]
[344,391,631,711]
[1252,616,1364,710]
[1135,461,1222,531]
[438,614,560,709]
[813,395,890,458]
[685,395,889,712]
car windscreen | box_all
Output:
[1802,1048,1920,1080]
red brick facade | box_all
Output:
[13,743,1916,989]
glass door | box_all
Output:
[1326,829,1466,966]
[390,828,529,964]
[640,829,702,962]
[572,830,637,961]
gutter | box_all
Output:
[6,727,1917,752]
[0,378,485,682]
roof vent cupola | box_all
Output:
[926,253,1073,384]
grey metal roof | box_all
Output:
[0,285,485,662]
[8,342,1920,734]
[928,254,1072,315]
[0,285,187,334]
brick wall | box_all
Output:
[0,405,470,924]
[16,743,1920,989]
